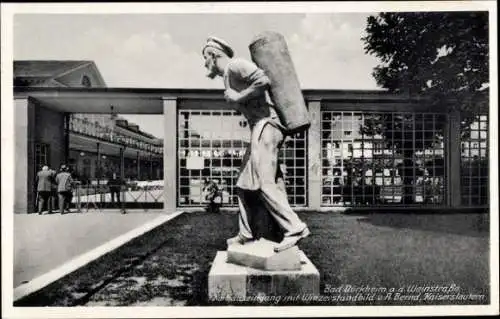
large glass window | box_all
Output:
[34,143,50,171]
[178,110,307,207]
[320,111,447,207]
[461,114,489,206]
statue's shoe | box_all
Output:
[226,234,254,247]
[274,227,311,252]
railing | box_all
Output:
[69,117,163,155]
[68,180,164,212]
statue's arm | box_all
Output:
[225,59,270,104]
[236,69,270,103]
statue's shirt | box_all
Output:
[223,58,278,128]
[223,58,285,190]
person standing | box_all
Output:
[203,178,222,213]
[36,165,55,214]
[202,36,310,252]
[108,171,124,206]
[55,165,73,214]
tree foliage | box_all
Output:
[362,11,489,113]
[357,12,489,203]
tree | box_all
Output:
[362,12,489,113]
[360,12,489,204]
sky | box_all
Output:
[13,13,382,138]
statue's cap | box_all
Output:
[203,36,234,58]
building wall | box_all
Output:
[35,105,66,171]
[68,148,162,182]
[72,113,114,128]
[19,104,67,213]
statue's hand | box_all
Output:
[224,89,241,103]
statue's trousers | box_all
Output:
[236,118,307,240]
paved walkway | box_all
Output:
[14,210,165,287]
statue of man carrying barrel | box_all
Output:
[202,33,311,252]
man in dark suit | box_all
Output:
[36,165,55,214]
[108,171,125,206]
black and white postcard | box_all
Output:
[1,1,498,318]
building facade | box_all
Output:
[13,61,489,213]
[14,61,164,212]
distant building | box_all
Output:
[14,60,164,189]
[14,60,107,88]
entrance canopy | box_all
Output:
[14,87,400,114]
[14,87,227,114]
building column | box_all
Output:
[76,152,82,177]
[149,145,153,180]
[64,113,70,164]
[96,142,101,179]
[90,153,96,179]
[136,151,140,180]
[307,100,322,209]
[163,97,177,213]
[120,147,125,205]
[446,110,462,207]
[96,142,104,202]
[14,98,34,213]
[120,147,125,179]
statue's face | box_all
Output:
[203,50,218,79]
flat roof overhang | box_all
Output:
[13,87,427,114]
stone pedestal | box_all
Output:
[227,238,301,271]
[208,249,320,303]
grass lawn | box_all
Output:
[15,210,490,306]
